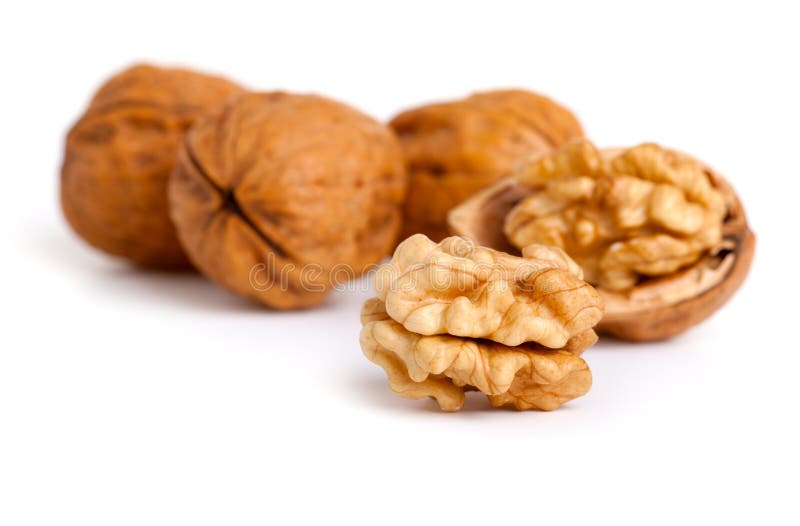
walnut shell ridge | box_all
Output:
[390,89,584,241]
[169,92,407,309]
[61,64,242,268]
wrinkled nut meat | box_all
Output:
[448,139,755,341]
[389,90,584,241]
[361,300,593,412]
[169,92,406,309]
[374,234,602,348]
[505,140,727,290]
[61,64,242,268]
[360,234,602,411]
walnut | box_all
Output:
[169,92,406,309]
[504,140,727,290]
[389,90,584,241]
[360,235,602,411]
[374,234,602,348]
[448,140,755,341]
[61,64,242,268]
[361,299,593,411]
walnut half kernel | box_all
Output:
[504,140,726,291]
[448,139,755,341]
[360,234,603,411]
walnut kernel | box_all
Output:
[360,235,602,411]
[448,140,755,341]
[504,140,727,290]
[375,234,603,348]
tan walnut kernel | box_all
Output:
[360,235,602,411]
[375,234,603,348]
[448,140,754,341]
[504,140,728,291]
[360,299,593,411]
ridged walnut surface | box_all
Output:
[504,140,727,290]
[169,92,406,309]
[447,142,754,341]
[61,64,242,268]
[360,235,601,411]
[390,90,584,241]
[375,234,603,348]
[360,299,593,412]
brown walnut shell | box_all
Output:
[448,148,755,341]
[61,64,242,268]
[169,92,407,309]
[389,89,584,241]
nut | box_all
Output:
[360,235,602,411]
[169,92,406,309]
[375,234,602,348]
[361,299,593,411]
[389,90,584,241]
[448,140,755,341]
[61,64,242,268]
[504,140,727,290]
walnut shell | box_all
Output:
[61,64,242,268]
[169,92,407,309]
[389,89,584,241]
[448,143,754,341]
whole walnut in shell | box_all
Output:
[389,89,584,241]
[448,139,755,341]
[169,92,406,309]
[61,64,242,268]
[360,234,603,411]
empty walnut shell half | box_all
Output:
[448,140,755,341]
[61,64,242,268]
[389,89,584,241]
[169,92,406,309]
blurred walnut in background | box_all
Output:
[390,89,584,241]
[169,92,406,309]
[61,64,242,268]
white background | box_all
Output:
[2,1,798,524]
